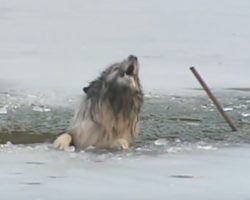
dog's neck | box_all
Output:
[106,85,143,118]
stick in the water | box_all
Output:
[190,66,238,132]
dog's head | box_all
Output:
[83,55,141,95]
[104,55,140,91]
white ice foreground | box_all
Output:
[1,144,250,200]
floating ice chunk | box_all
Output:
[135,147,142,151]
[23,146,34,152]
[6,141,12,145]
[154,139,168,146]
[144,93,161,98]
[0,141,13,148]
[223,107,233,112]
[32,105,51,112]
[144,94,152,98]
[186,122,200,126]
[5,141,13,147]
[171,96,176,100]
[167,147,182,153]
[65,146,75,152]
[43,108,51,112]
[234,104,247,109]
[175,138,181,143]
[0,105,8,114]
[32,106,44,112]
[197,145,217,150]
[241,113,250,117]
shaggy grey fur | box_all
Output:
[54,55,143,150]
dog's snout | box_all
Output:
[128,55,137,62]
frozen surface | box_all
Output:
[0,0,250,93]
[1,144,250,200]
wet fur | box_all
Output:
[54,55,143,150]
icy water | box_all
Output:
[1,89,250,150]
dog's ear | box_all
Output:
[83,86,90,94]
[83,79,103,96]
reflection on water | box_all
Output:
[1,89,250,150]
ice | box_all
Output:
[145,93,162,98]
[32,105,51,112]
[175,138,181,143]
[0,105,8,114]
[3,144,249,200]
[64,146,76,153]
[154,139,168,146]
[0,143,250,199]
[0,0,250,94]
[223,107,233,112]
[167,147,183,153]
[241,113,250,117]
[197,145,217,151]
[0,141,13,148]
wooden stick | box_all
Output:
[190,67,238,132]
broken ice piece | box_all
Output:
[32,105,51,112]
[242,113,250,117]
[0,105,8,114]
[223,107,233,112]
[154,139,168,146]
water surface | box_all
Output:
[1,89,250,153]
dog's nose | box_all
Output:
[128,55,137,61]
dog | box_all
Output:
[54,55,143,150]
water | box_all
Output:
[1,89,250,148]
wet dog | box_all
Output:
[54,55,143,150]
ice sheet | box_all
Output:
[0,0,250,93]
[0,144,250,200]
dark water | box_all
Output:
[1,89,250,147]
